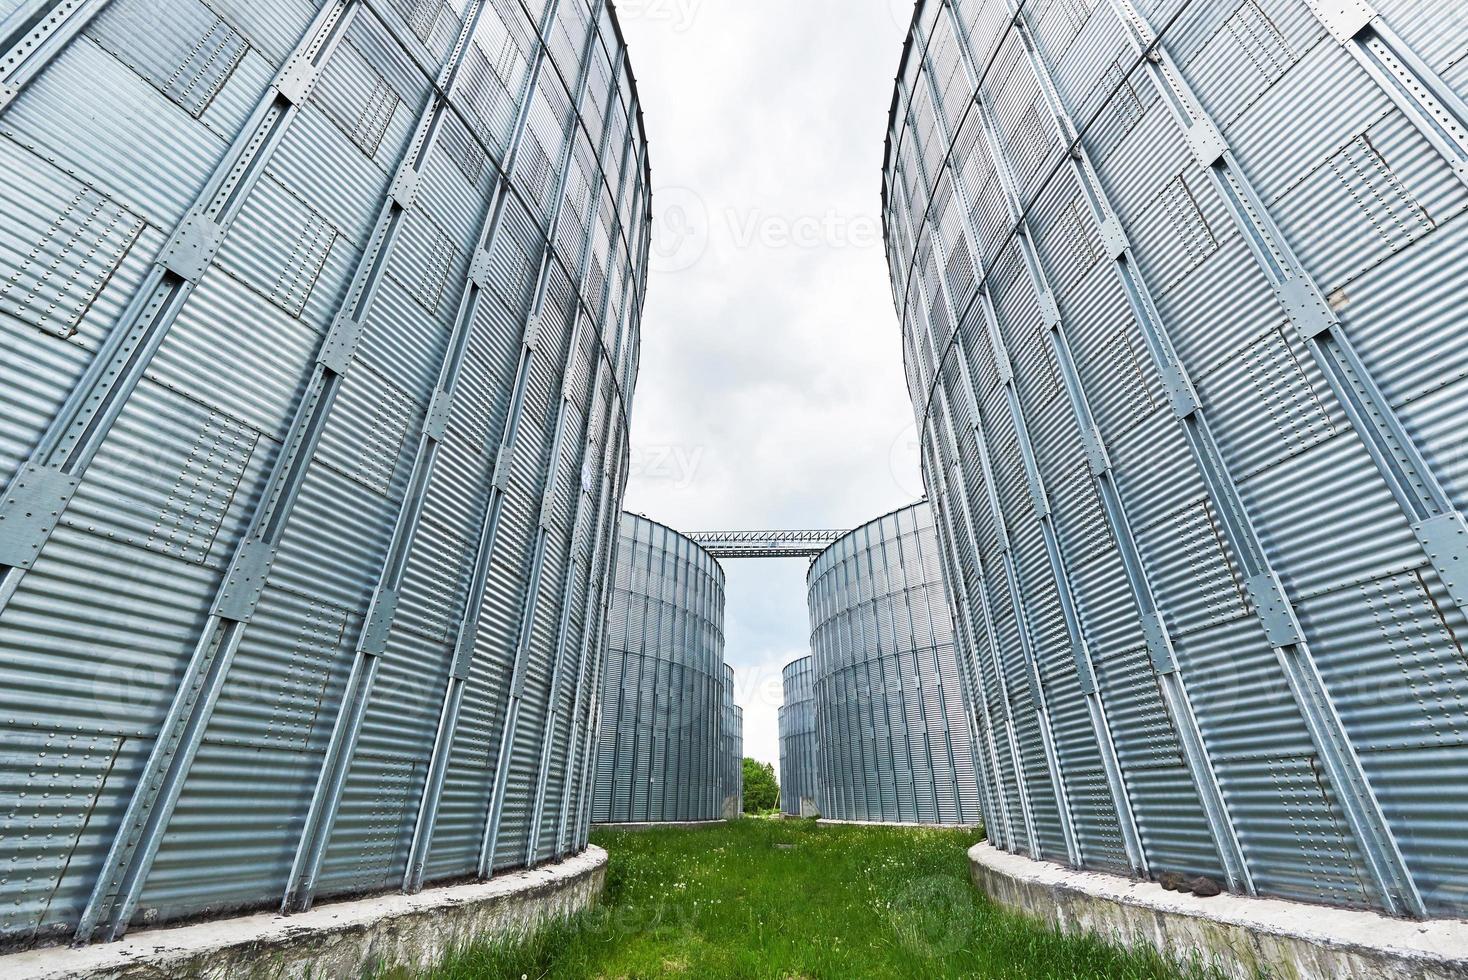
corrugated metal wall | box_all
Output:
[734,703,744,814]
[719,662,742,817]
[591,513,728,824]
[807,501,985,826]
[885,0,1468,917]
[732,702,744,815]
[779,655,818,816]
[0,0,649,949]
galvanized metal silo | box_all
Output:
[807,501,984,825]
[0,0,649,948]
[719,662,740,817]
[779,656,819,817]
[733,703,744,814]
[885,0,1468,917]
[591,513,728,824]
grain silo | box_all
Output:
[779,655,818,817]
[807,501,983,825]
[886,0,1468,917]
[592,513,729,824]
[0,0,648,946]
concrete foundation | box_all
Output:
[593,820,728,831]
[817,818,980,830]
[970,843,1468,979]
[3,846,607,980]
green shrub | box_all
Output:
[742,757,778,813]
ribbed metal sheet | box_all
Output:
[720,662,741,817]
[779,656,818,817]
[0,0,649,949]
[591,514,728,824]
[886,0,1468,918]
[807,501,984,826]
[733,702,743,815]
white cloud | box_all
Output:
[619,0,923,770]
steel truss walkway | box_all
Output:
[687,530,847,559]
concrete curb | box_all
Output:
[2,846,608,980]
[816,818,980,830]
[593,820,730,831]
[969,843,1468,979]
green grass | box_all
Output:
[407,820,1223,979]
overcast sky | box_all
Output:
[616,0,923,777]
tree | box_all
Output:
[742,757,779,813]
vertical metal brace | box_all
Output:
[557,481,610,845]
[1306,0,1468,181]
[962,13,1252,888]
[921,501,980,821]
[936,499,1012,840]
[923,413,1020,851]
[938,368,1078,860]
[73,620,248,943]
[914,518,967,821]
[891,81,1040,854]
[68,3,367,943]
[522,539,582,855]
[864,526,907,819]
[571,203,646,841]
[527,42,631,863]
[399,0,575,890]
[560,352,631,845]
[1099,0,1427,917]
[0,0,112,112]
[0,1,357,622]
[1005,1,1262,885]
[75,360,342,940]
[275,0,555,911]
[827,551,857,821]
[959,386,1084,853]
[458,0,601,874]
[1346,19,1468,185]
[913,27,1144,873]
[1123,0,1467,573]
[503,375,583,853]
[554,488,609,849]
[939,510,1009,833]
[572,453,626,844]
[559,179,640,849]
[475,4,615,877]
[915,321,1011,844]
[831,549,866,816]
[611,153,651,383]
